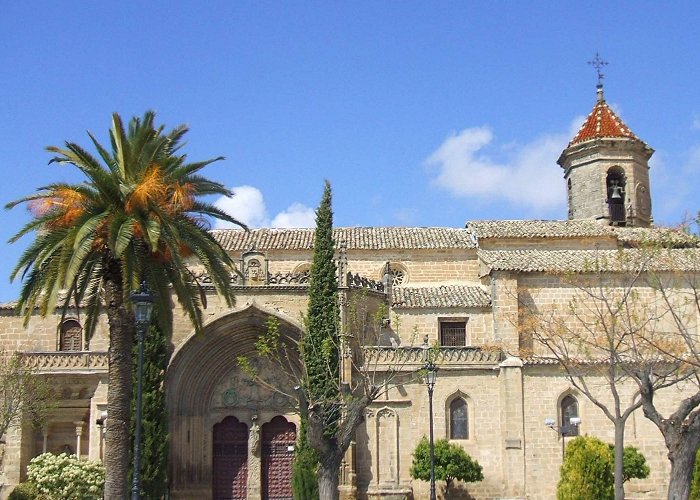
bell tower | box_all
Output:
[558,58,654,227]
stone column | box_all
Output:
[499,357,526,499]
[338,441,358,500]
[42,426,49,454]
[74,422,84,458]
[246,415,262,500]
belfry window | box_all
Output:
[59,319,82,351]
[560,395,579,437]
[449,398,469,439]
[606,168,626,225]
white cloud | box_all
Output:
[425,119,583,213]
[271,203,316,228]
[692,116,700,130]
[213,186,314,229]
[214,185,268,228]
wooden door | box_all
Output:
[262,416,296,500]
[213,416,248,499]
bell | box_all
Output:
[610,182,623,200]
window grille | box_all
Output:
[60,320,82,351]
[440,321,466,347]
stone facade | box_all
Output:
[0,87,698,499]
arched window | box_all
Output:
[560,394,579,437]
[59,319,82,351]
[449,398,469,439]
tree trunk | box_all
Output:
[318,454,341,500]
[666,431,700,500]
[613,422,625,500]
[102,264,134,500]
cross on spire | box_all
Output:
[588,52,608,86]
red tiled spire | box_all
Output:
[568,85,641,146]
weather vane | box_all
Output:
[588,52,608,85]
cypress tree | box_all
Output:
[130,313,170,499]
[302,180,341,433]
[292,418,320,500]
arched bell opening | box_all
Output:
[606,167,627,225]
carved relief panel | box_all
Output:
[241,250,268,286]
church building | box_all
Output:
[1,83,698,499]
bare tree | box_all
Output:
[521,247,699,500]
[0,353,53,470]
[634,230,700,500]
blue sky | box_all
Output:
[2,2,700,301]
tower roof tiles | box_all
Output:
[568,86,643,146]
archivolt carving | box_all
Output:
[213,358,294,411]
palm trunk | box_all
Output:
[102,263,135,500]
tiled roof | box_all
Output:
[478,248,700,273]
[465,220,699,247]
[211,227,477,251]
[569,89,642,146]
[466,220,612,239]
[391,285,491,309]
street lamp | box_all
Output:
[130,282,154,500]
[424,358,438,500]
[545,416,581,459]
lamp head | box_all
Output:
[424,360,438,388]
[130,281,155,324]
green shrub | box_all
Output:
[558,436,614,500]
[557,436,650,500]
[27,453,104,500]
[620,445,650,482]
[690,447,700,500]
[410,437,483,494]
[8,482,39,500]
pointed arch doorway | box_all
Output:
[262,416,296,499]
[213,416,249,499]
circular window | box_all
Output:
[382,263,407,286]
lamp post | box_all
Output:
[424,358,438,500]
[545,417,581,459]
[130,282,154,500]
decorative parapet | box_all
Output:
[193,269,385,291]
[361,346,503,370]
[267,271,310,285]
[19,351,109,373]
[346,272,385,293]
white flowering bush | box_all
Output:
[27,453,104,500]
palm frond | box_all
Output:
[110,113,130,178]
[114,217,136,258]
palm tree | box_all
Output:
[6,112,243,499]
